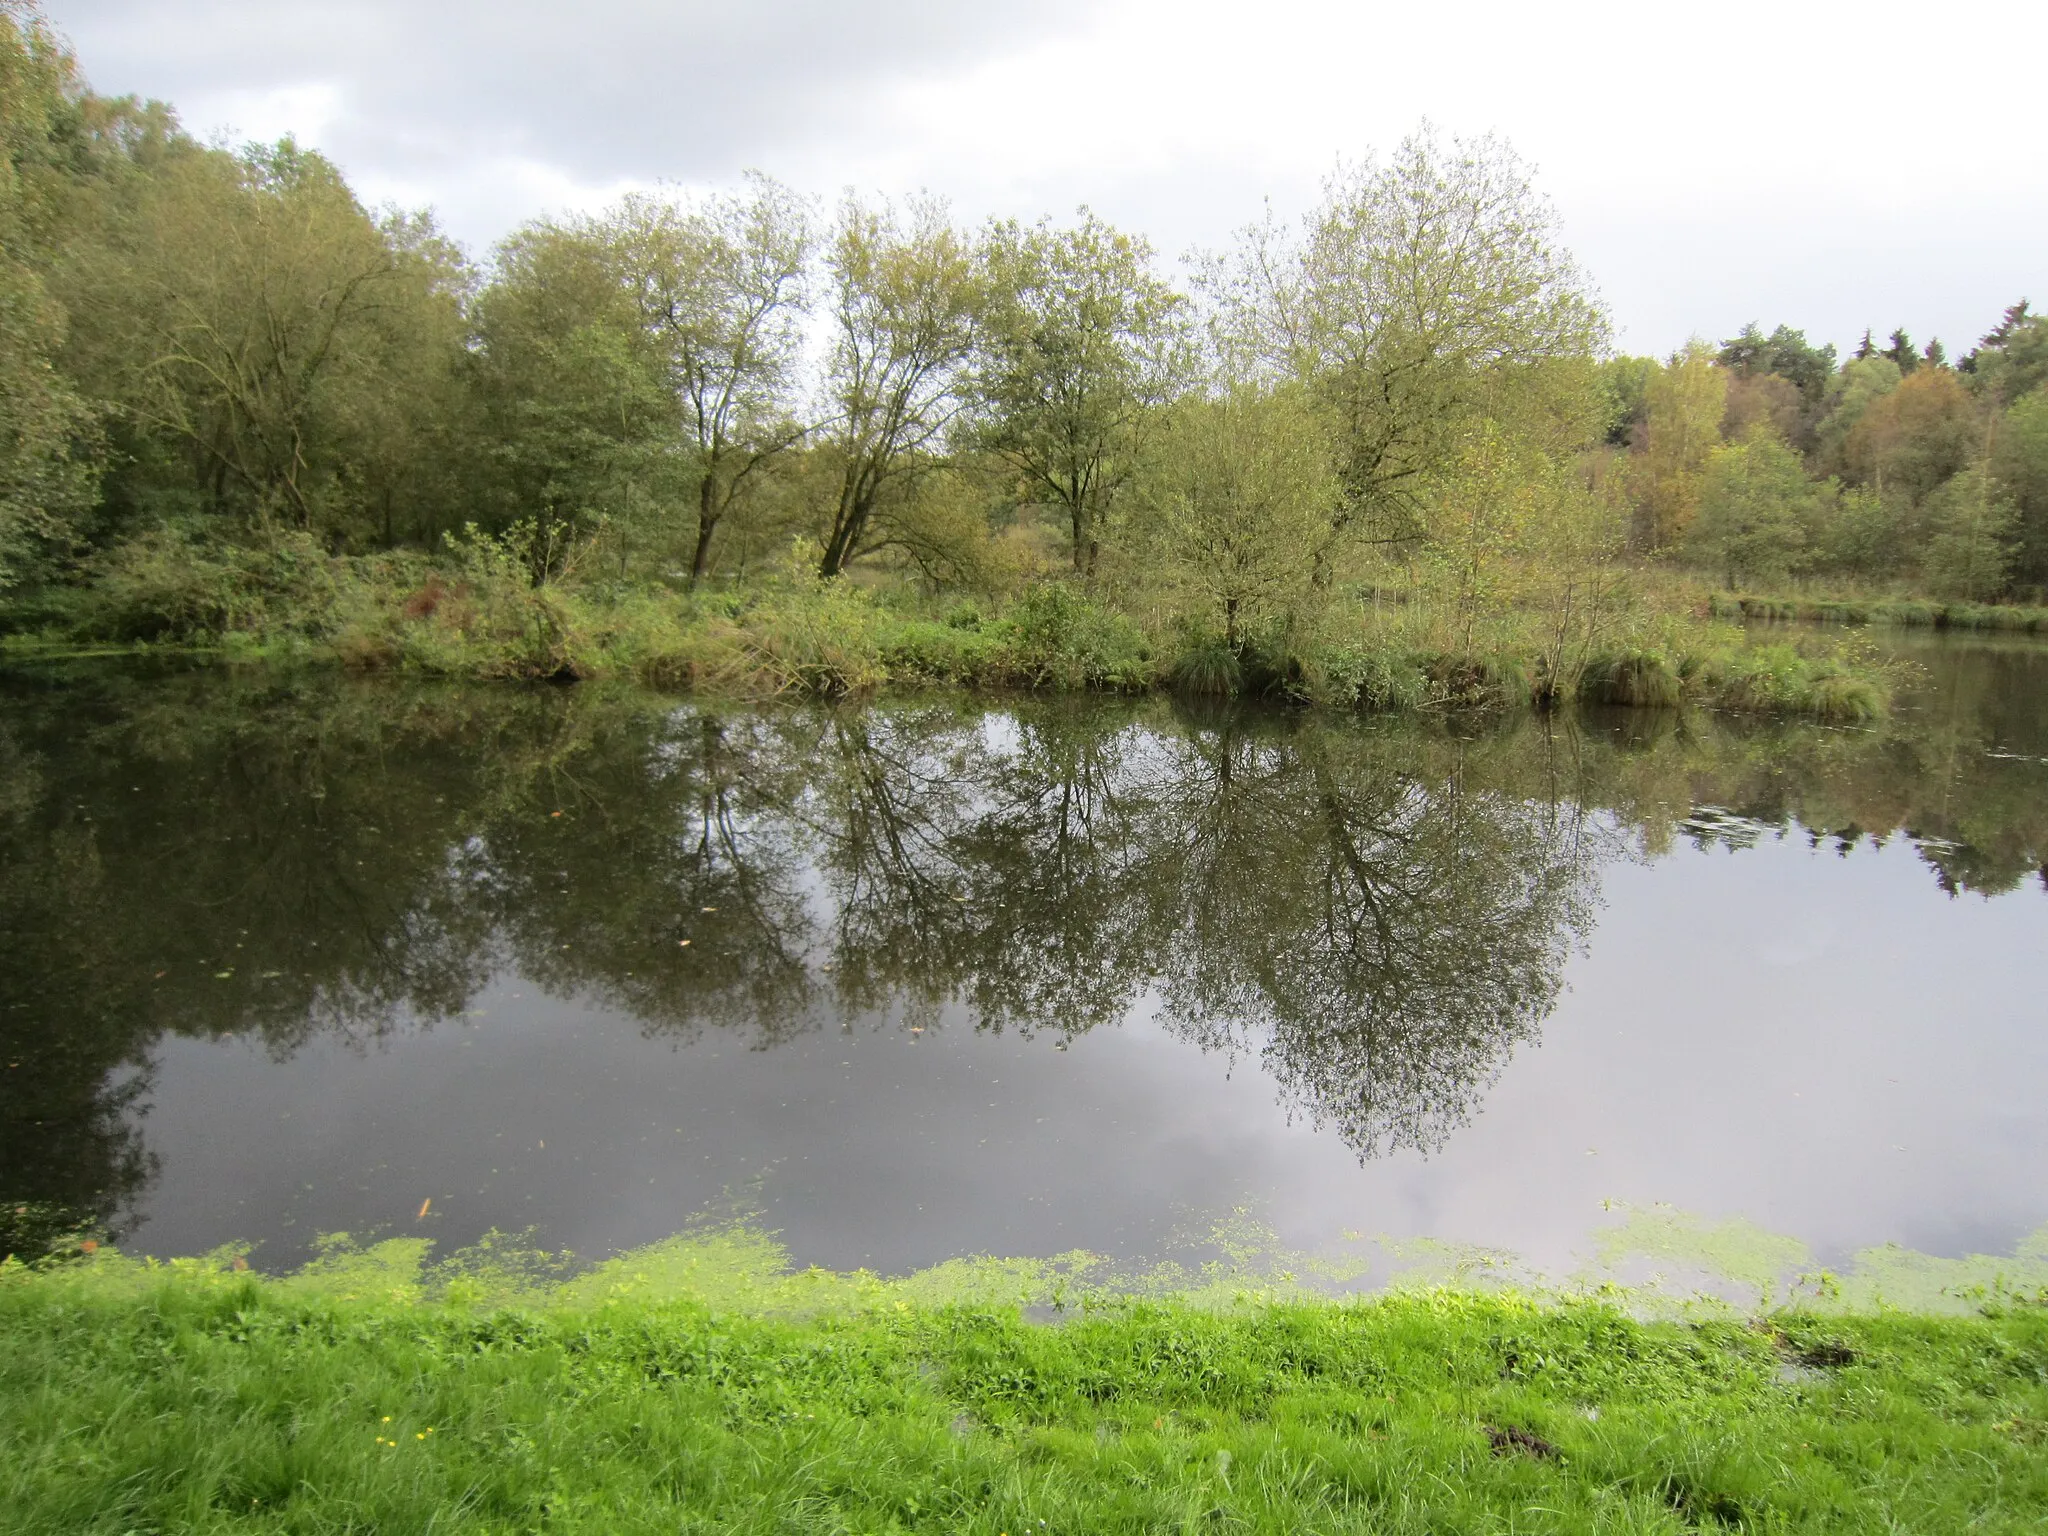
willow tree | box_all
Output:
[814,195,979,578]
[1211,125,1606,557]
[969,210,1189,574]
[608,174,814,583]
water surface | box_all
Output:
[3,641,2044,1284]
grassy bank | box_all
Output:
[4,1247,2045,1534]
[0,532,1898,722]
[1706,591,2048,633]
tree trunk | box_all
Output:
[689,477,720,587]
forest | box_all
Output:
[4,3,2046,714]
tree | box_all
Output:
[65,137,465,537]
[1965,300,2048,404]
[0,2,101,584]
[610,175,813,583]
[470,213,678,567]
[1762,324,1837,399]
[1882,327,1920,375]
[969,209,1189,575]
[1635,340,1726,549]
[1211,125,1606,553]
[814,195,979,578]
[1921,466,2016,600]
[1990,387,2048,588]
[1814,354,1901,473]
[1595,355,1655,447]
[1715,322,1770,376]
[1133,382,1335,649]
[1722,370,1803,444]
[1419,420,1546,660]
[1842,366,1977,502]
[1687,429,1814,588]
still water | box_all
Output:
[3,640,2044,1285]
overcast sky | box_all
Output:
[43,0,2046,359]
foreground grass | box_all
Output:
[4,1255,2046,1534]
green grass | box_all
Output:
[1708,592,2048,633]
[4,1245,2046,1534]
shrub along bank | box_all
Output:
[1708,592,2048,632]
[0,534,1895,723]
[2,1252,2044,1534]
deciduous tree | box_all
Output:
[970,209,1189,575]
[814,195,979,578]
[1635,340,1726,549]
[1210,126,1606,553]
[610,175,814,583]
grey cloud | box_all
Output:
[45,1,1093,182]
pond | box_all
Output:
[3,638,2045,1290]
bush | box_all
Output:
[881,618,1006,685]
[1315,636,1431,712]
[1006,584,1152,690]
[82,527,347,643]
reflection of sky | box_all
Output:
[131,831,2047,1279]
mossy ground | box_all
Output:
[6,1226,2047,1534]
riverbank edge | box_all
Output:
[0,593,1896,725]
[1708,591,2048,632]
[3,1263,2043,1532]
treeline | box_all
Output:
[0,6,1599,604]
[3,5,2041,699]
[1603,315,2048,597]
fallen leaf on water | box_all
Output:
[213,971,234,980]
[677,939,692,947]
[550,811,563,818]
[701,905,718,912]
[152,970,167,979]
[416,1198,432,1221]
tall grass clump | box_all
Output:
[1168,636,1243,697]
[1579,647,1683,708]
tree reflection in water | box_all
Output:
[3,651,2044,1259]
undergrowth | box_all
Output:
[0,532,1903,722]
